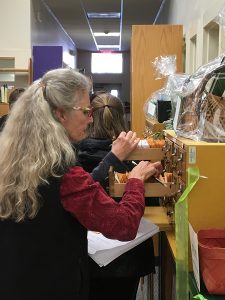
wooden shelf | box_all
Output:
[166,231,176,259]
[144,206,173,232]
[0,57,32,84]
[0,57,14,60]
[0,68,28,73]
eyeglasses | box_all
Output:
[72,106,93,117]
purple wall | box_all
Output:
[33,46,63,81]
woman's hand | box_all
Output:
[128,161,163,182]
[111,131,140,161]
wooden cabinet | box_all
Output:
[109,179,176,198]
[131,25,183,137]
[108,130,225,298]
[108,146,176,198]
[163,130,225,298]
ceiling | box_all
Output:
[44,0,170,52]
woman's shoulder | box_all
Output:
[65,165,89,177]
[61,166,94,191]
[77,138,112,151]
[76,138,112,172]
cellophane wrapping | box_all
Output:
[175,55,225,142]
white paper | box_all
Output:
[88,217,159,267]
[138,139,149,148]
[173,96,181,130]
[189,223,200,291]
[147,102,156,116]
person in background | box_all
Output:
[77,92,157,300]
[0,87,25,131]
[77,91,132,175]
[0,69,162,300]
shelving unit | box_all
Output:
[0,57,32,85]
[0,57,32,116]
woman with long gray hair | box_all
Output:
[0,68,162,300]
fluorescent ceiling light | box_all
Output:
[87,12,120,19]
[98,45,120,49]
[94,32,120,37]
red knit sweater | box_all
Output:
[60,166,145,241]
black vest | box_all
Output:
[0,176,89,300]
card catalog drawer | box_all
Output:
[109,182,176,198]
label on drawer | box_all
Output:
[189,146,196,164]
[138,139,149,148]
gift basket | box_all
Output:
[176,55,225,142]
[144,55,189,136]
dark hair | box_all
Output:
[88,92,127,139]
[9,88,25,108]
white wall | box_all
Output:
[31,0,77,68]
[0,0,31,68]
[167,0,225,33]
[0,0,76,69]
[165,0,225,72]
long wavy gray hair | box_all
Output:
[0,68,90,221]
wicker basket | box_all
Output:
[200,93,225,142]
[176,59,225,141]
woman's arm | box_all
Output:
[91,131,139,183]
[60,166,145,241]
[90,151,130,184]
[60,161,162,241]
